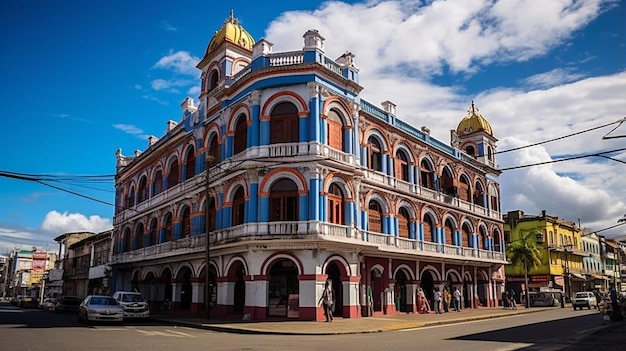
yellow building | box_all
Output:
[504,210,586,301]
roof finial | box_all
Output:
[471,100,475,116]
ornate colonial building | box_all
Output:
[110,13,506,321]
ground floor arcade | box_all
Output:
[111,249,505,321]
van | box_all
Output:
[112,291,150,319]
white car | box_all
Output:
[572,291,597,310]
[112,291,150,319]
[78,295,124,324]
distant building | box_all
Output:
[110,13,506,321]
[504,210,586,300]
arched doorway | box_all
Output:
[420,271,435,309]
[143,272,156,311]
[267,259,299,318]
[463,275,472,309]
[370,267,384,314]
[394,270,408,312]
[162,269,173,307]
[326,262,343,317]
[179,268,192,310]
[233,264,246,314]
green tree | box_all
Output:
[506,231,543,308]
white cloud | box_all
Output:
[161,20,177,32]
[153,50,199,76]
[40,211,112,233]
[263,0,626,238]
[113,124,144,135]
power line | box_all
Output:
[496,118,623,155]
[500,147,626,171]
[36,181,114,206]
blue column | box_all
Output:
[383,216,390,234]
[345,202,354,227]
[174,223,181,240]
[299,194,308,221]
[181,165,187,181]
[300,116,309,143]
[387,156,394,177]
[344,129,352,153]
[409,222,416,239]
[309,178,321,221]
[320,195,327,221]
[216,193,224,229]
[472,234,478,248]
[309,96,320,143]
[418,223,424,241]
[251,104,260,147]
[159,228,165,243]
[408,165,415,184]
[260,120,270,145]
[248,183,258,222]
[391,217,398,236]
[360,146,367,167]
[454,230,460,246]
[226,135,234,159]
[381,154,388,174]
[258,196,269,222]
[223,207,232,227]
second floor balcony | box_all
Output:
[111,221,506,265]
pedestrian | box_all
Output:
[520,290,526,307]
[434,287,442,314]
[318,279,334,322]
[443,287,451,313]
[418,288,430,313]
[454,287,462,311]
[509,289,517,309]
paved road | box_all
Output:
[0,303,623,351]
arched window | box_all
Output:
[185,147,195,181]
[367,136,383,171]
[327,109,344,151]
[208,133,220,162]
[123,228,132,253]
[441,167,455,196]
[137,177,147,203]
[233,115,247,155]
[368,200,382,233]
[270,179,298,221]
[423,214,435,242]
[270,102,299,144]
[420,159,435,190]
[465,145,475,157]
[135,223,144,250]
[232,186,246,226]
[493,230,502,252]
[444,218,455,245]
[206,196,216,232]
[462,223,472,247]
[478,227,487,250]
[181,207,191,238]
[328,183,344,225]
[395,149,409,182]
[398,207,410,238]
[459,175,471,202]
[168,159,179,189]
[149,218,158,246]
[164,214,173,242]
[153,170,163,196]
[473,182,485,207]
[208,69,219,92]
[127,186,135,208]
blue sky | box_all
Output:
[0,0,624,254]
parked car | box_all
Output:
[530,292,561,307]
[572,291,598,310]
[40,298,57,311]
[111,291,150,319]
[18,296,39,309]
[55,296,83,314]
[78,295,124,324]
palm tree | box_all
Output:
[506,231,543,308]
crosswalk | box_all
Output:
[92,326,197,338]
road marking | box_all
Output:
[165,329,195,337]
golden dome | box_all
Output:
[456,101,493,136]
[206,10,255,53]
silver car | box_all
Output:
[78,295,124,324]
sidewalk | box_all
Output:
[151,306,554,335]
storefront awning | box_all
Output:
[570,273,586,280]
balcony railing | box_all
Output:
[111,222,506,264]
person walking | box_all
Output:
[434,287,442,314]
[318,279,334,322]
[453,287,462,311]
[443,287,451,313]
[509,289,517,310]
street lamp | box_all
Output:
[205,155,216,319]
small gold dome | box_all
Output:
[456,102,493,136]
[206,10,255,53]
